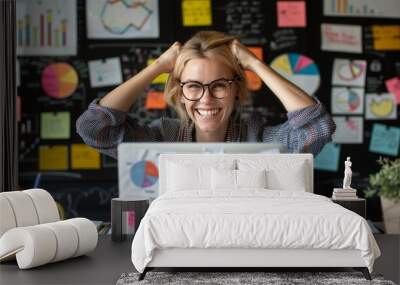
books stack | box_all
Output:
[332,188,358,200]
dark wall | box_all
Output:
[18,0,399,221]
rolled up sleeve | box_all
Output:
[262,98,336,156]
[76,99,162,159]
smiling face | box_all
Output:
[180,57,237,140]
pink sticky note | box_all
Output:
[385,77,400,104]
[277,1,306,28]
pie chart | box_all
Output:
[130,160,159,188]
[41,63,79,99]
[270,53,320,95]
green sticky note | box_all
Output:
[40,112,71,139]
[314,142,341,172]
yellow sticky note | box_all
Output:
[182,0,212,27]
[41,112,70,139]
[372,25,400,51]
[148,59,169,84]
[39,145,68,171]
[71,144,101,169]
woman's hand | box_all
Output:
[154,41,181,74]
[230,39,262,72]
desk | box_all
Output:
[0,235,133,285]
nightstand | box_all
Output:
[331,198,366,218]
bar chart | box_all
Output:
[323,0,400,19]
[16,0,77,56]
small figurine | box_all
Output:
[342,157,353,190]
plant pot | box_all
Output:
[381,197,400,234]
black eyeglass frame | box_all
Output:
[179,76,242,101]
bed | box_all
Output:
[131,154,381,281]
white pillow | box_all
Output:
[211,168,267,190]
[166,160,235,192]
[237,169,267,189]
[238,159,308,191]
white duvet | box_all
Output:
[131,190,381,273]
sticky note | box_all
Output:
[385,77,400,104]
[314,143,341,172]
[182,0,212,27]
[71,144,101,169]
[39,145,68,171]
[372,25,400,51]
[277,1,306,28]
[40,112,70,139]
[145,91,167,109]
[369,124,400,156]
[244,47,263,91]
[148,59,169,84]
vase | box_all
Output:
[381,197,400,234]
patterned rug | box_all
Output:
[116,271,396,285]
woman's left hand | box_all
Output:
[230,39,262,72]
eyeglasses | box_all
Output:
[179,77,241,101]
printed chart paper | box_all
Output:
[321,23,362,53]
[332,59,367,87]
[41,63,79,99]
[86,0,159,39]
[331,87,364,114]
[365,94,397,120]
[88,57,123,88]
[16,0,77,55]
[270,53,320,95]
[369,123,400,156]
[332,116,363,144]
[323,0,400,19]
[314,142,341,172]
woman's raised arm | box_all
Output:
[99,42,181,112]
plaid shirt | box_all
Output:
[76,98,336,159]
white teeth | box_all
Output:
[196,109,220,117]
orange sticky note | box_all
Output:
[245,47,264,91]
[145,91,167,110]
[277,1,306,28]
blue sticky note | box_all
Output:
[314,143,341,172]
[369,124,400,156]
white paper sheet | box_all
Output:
[86,0,159,39]
[332,116,364,144]
[321,23,362,53]
[16,0,77,56]
[331,87,364,114]
[88,57,123,88]
[332,58,367,87]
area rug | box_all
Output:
[116,271,396,285]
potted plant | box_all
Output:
[364,157,400,234]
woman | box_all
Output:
[76,31,335,159]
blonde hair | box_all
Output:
[164,31,249,122]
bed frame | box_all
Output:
[138,154,372,281]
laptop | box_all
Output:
[117,142,285,199]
